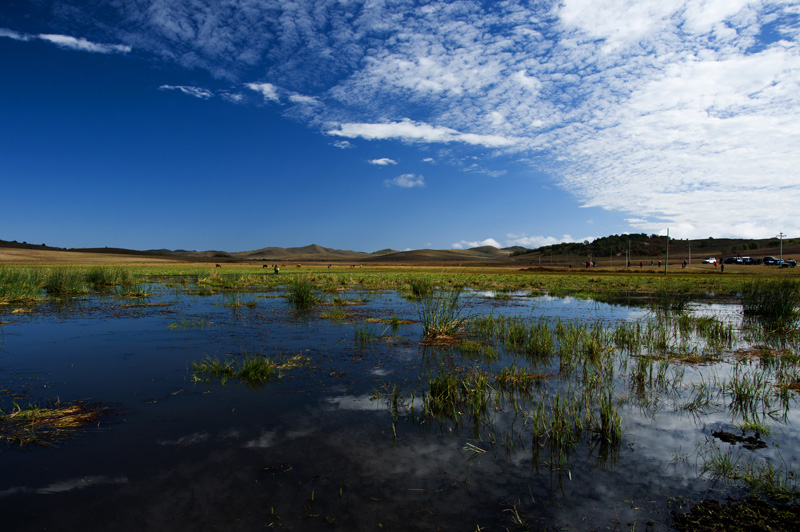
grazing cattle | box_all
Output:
[296,264,302,268]
[281,264,287,267]
[262,264,269,268]
[215,264,221,268]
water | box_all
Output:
[0,286,797,530]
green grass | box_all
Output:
[285,276,323,310]
[0,267,42,303]
[191,352,308,386]
[742,278,800,329]
[416,288,471,340]
[43,268,86,296]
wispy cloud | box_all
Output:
[1,28,130,54]
[12,1,800,238]
[328,119,517,148]
[245,82,279,102]
[384,173,425,188]
[288,93,319,105]
[159,85,213,99]
[368,158,397,166]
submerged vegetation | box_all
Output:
[0,400,114,449]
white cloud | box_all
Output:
[384,173,425,188]
[368,158,397,166]
[289,93,319,105]
[422,157,435,163]
[452,238,503,249]
[331,140,352,149]
[38,33,132,54]
[19,1,800,239]
[245,82,279,102]
[221,92,245,103]
[0,28,29,41]
[504,234,579,249]
[159,85,213,99]
[1,28,130,53]
[328,119,517,148]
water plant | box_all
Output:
[285,276,322,310]
[407,277,434,299]
[423,370,491,425]
[0,267,42,303]
[43,268,86,296]
[741,278,800,330]
[699,442,800,502]
[1,400,112,449]
[416,288,471,341]
[192,352,308,386]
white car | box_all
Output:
[702,257,717,264]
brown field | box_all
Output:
[2,240,799,275]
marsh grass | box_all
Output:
[742,279,800,330]
[321,306,349,321]
[167,317,210,329]
[286,276,323,310]
[417,288,471,341]
[407,277,435,299]
[85,266,121,288]
[650,286,693,314]
[423,370,491,424]
[0,267,42,303]
[495,365,550,394]
[0,400,112,448]
[700,442,800,502]
[354,323,390,348]
[43,268,86,296]
[192,352,308,386]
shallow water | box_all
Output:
[0,287,797,531]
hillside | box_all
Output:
[511,234,800,262]
[3,235,799,266]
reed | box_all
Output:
[741,279,800,329]
[416,288,470,340]
[192,352,307,386]
[285,276,322,310]
[42,268,87,296]
[407,277,435,299]
[84,266,121,287]
[423,370,490,422]
[0,267,42,303]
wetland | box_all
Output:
[1,266,800,530]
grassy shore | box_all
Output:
[1,260,798,305]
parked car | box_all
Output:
[723,257,742,264]
[745,257,763,265]
[778,259,797,268]
[764,256,780,265]
[702,257,717,264]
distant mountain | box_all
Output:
[4,236,799,264]
[235,244,371,261]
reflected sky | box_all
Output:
[0,286,797,530]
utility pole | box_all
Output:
[777,232,785,261]
[665,229,669,274]
[688,239,691,265]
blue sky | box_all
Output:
[2,0,799,253]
